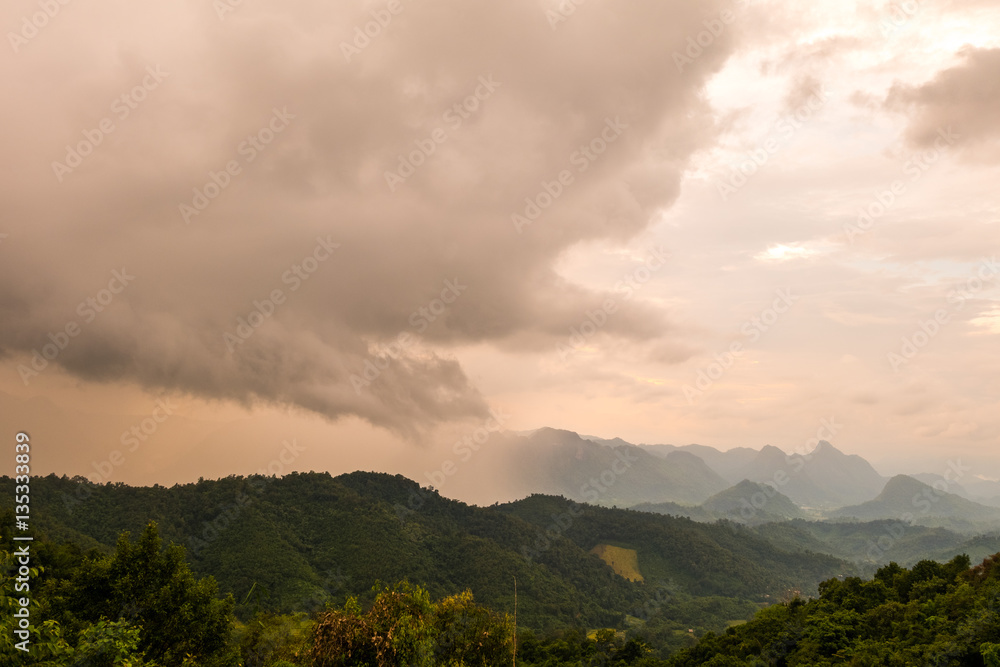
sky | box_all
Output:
[1,0,998,500]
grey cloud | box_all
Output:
[0,0,735,435]
[784,73,824,115]
[887,47,1000,160]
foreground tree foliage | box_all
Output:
[311,582,513,667]
[1,516,236,666]
[516,627,664,666]
[235,611,314,666]
[669,554,1000,666]
[56,522,236,665]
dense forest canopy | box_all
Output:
[5,472,1000,665]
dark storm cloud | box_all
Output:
[887,47,1000,160]
[0,0,735,435]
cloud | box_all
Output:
[0,0,736,437]
[969,307,1000,335]
[753,243,821,263]
[783,73,825,115]
[887,47,1000,161]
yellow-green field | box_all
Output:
[590,544,644,582]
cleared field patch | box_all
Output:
[590,544,644,582]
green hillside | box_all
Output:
[669,553,1000,665]
[497,494,850,599]
[17,472,857,629]
[631,500,714,522]
[701,480,806,523]
[22,472,637,630]
[635,480,806,526]
[829,474,1000,531]
[753,518,974,568]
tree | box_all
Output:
[433,589,514,666]
[311,582,514,667]
[983,642,1000,666]
[58,521,236,666]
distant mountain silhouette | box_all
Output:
[960,478,1000,508]
[702,480,806,523]
[910,472,971,498]
[663,445,760,483]
[580,434,635,449]
[736,441,886,509]
[582,436,758,483]
[829,475,1000,529]
[582,434,886,508]
[550,430,1000,525]
[511,428,730,506]
[634,480,804,526]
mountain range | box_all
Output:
[578,433,886,509]
[829,474,1000,530]
[501,428,1000,545]
[434,426,1000,574]
[502,428,731,506]
[12,471,850,631]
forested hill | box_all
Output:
[497,494,848,599]
[669,553,1000,665]
[17,471,849,630]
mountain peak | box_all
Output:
[529,427,586,445]
[731,479,764,492]
[811,440,841,456]
[830,473,1000,525]
[701,479,805,522]
[878,474,927,497]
